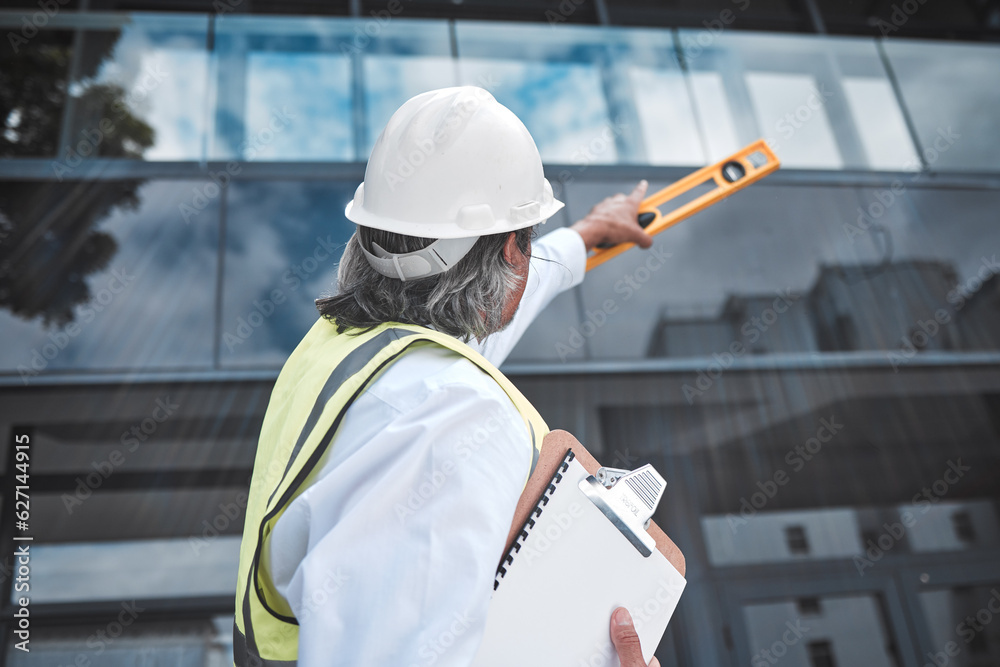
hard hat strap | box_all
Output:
[361,235,480,281]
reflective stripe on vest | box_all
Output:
[233,320,548,666]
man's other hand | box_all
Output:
[570,180,654,252]
[611,607,660,667]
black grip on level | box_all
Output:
[595,211,658,249]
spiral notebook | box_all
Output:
[469,449,687,667]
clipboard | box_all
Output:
[470,430,686,666]
[505,430,685,574]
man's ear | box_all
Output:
[502,232,519,264]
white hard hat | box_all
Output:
[345,86,564,281]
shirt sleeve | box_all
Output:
[469,226,587,366]
[268,376,532,666]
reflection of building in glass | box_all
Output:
[648,261,1000,357]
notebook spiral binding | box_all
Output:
[493,449,576,591]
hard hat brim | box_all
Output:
[344,198,565,240]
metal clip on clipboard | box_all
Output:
[579,464,667,558]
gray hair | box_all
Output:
[316,225,535,341]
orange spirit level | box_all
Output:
[585,139,781,272]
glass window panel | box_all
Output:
[244,52,352,160]
[359,20,456,155]
[628,66,705,166]
[500,211,583,364]
[566,180,1000,361]
[458,56,617,164]
[703,509,862,566]
[20,536,239,604]
[65,15,211,161]
[0,27,75,158]
[743,594,898,667]
[220,180,356,368]
[883,39,1000,172]
[744,71,843,169]
[703,500,1000,567]
[0,180,218,377]
[456,23,665,165]
[905,501,1000,553]
[841,76,920,171]
[688,71,742,162]
[454,24,720,166]
[212,17,360,161]
[678,31,919,171]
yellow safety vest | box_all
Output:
[233,319,548,666]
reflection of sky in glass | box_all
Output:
[363,55,457,156]
[459,58,616,164]
[246,52,353,161]
[628,66,704,166]
[841,77,920,171]
[94,23,210,160]
[745,71,843,169]
[688,72,741,163]
[0,181,217,374]
[221,181,356,368]
[884,40,1000,172]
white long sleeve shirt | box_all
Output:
[269,227,587,666]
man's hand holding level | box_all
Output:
[570,180,654,252]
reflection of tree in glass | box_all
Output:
[0,181,146,328]
[0,30,152,327]
[1,32,70,157]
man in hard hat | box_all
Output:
[234,86,660,667]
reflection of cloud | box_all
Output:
[96,24,209,160]
[459,58,616,164]
[0,181,218,373]
[222,181,355,368]
[363,55,457,154]
[246,53,353,160]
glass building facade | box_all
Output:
[1,2,999,665]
